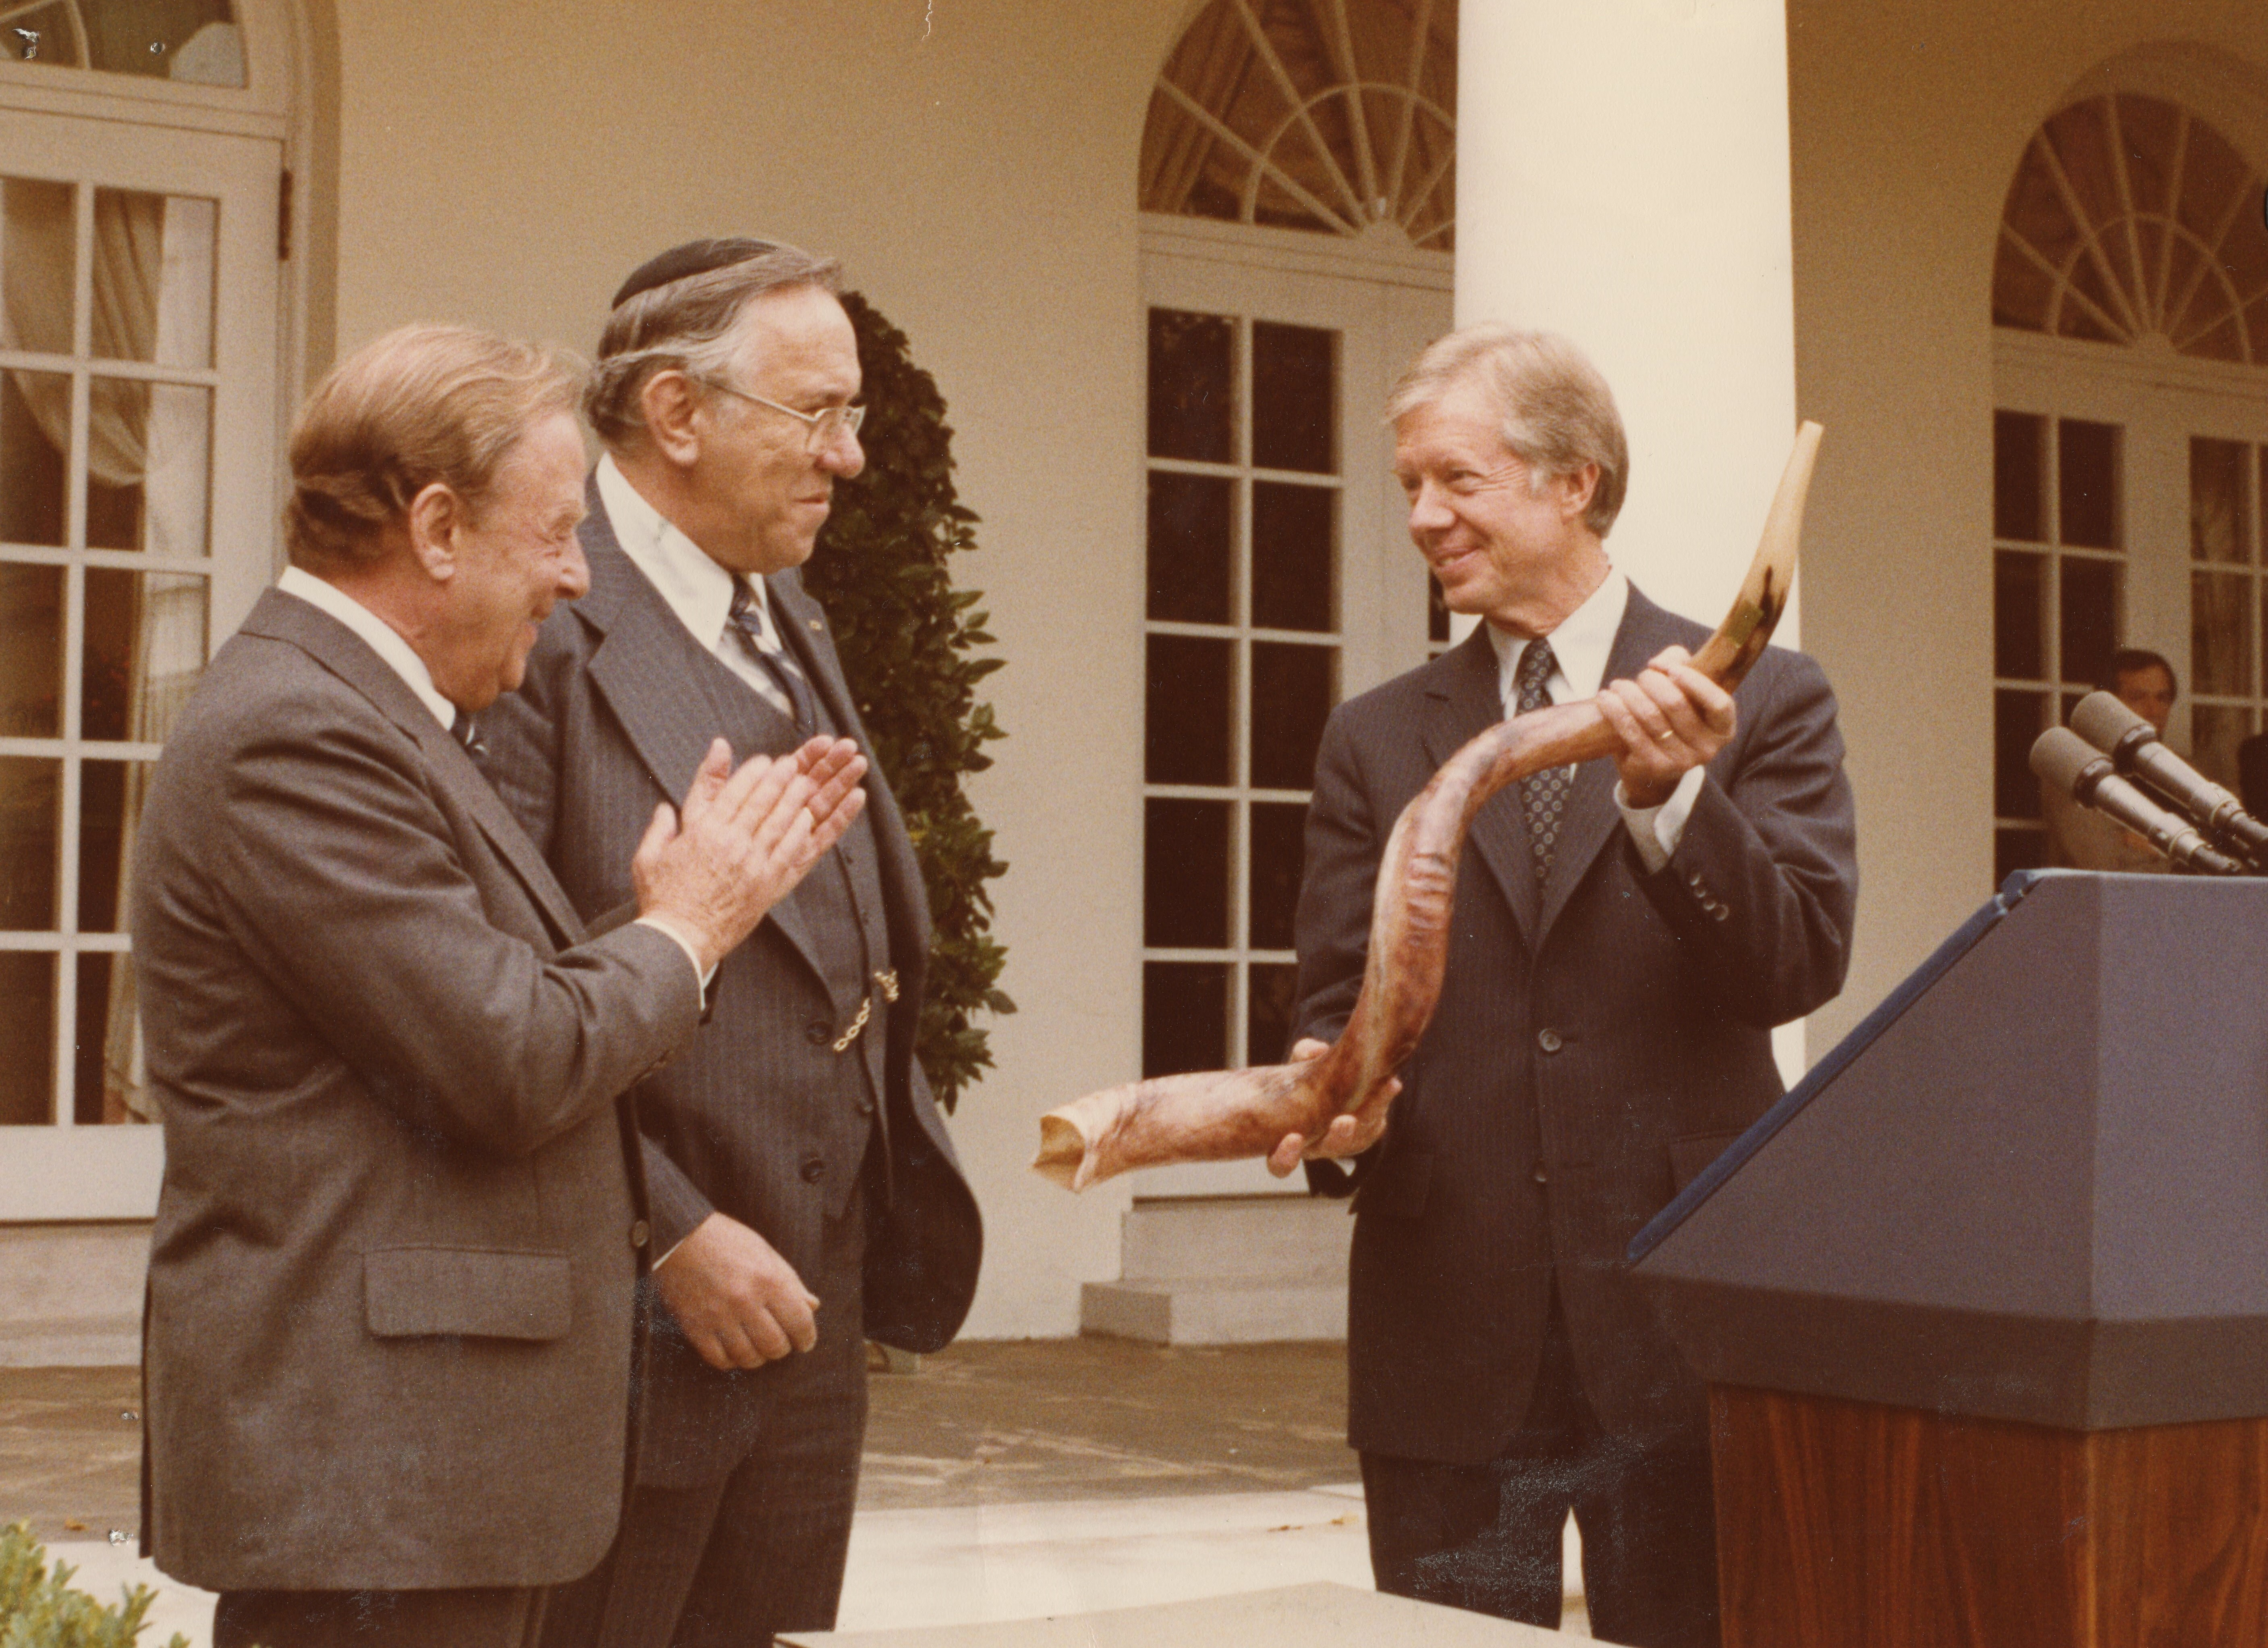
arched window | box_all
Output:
[1134,0,1453,1195]
[1990,90,2268,880]
[1140,0,1455,249]
[0,0,284,1216]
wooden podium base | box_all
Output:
[1710,1386,2268,1646]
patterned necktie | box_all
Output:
[725,580,816,733]
[1514,638,1569,880]
[448,708,486,760]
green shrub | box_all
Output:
[804,291,1013,1112]
[0,1523,187,1648]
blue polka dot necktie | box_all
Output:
[1515,638,1569,880]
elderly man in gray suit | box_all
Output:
[479,239,982,1648]
[133,324,867,1648]
[1277,328,1857,1648]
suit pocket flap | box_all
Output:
[364,1246,572,1341]
[1667,1131,1741,1193]
[1355,1149,1432,1220]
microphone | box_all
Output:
[2030,727,2249,877]
[2069,691,2268,869]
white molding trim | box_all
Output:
[1139,212,1452,291]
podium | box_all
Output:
[1631,871,2268,1646]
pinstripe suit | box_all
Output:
[1294,588,1856,1642]
[477,490,979,1647]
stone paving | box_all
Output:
[0,1342,1592,1642]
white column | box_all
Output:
[1456,1,1807,1078]
[1454,0,1800,642]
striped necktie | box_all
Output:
[725,580,816,733]
[1514,638,1569,879]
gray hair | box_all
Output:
[1387,325,1629,537]
[584,245,844,449]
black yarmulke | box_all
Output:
[610,237,778,310]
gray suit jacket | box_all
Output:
[1294,588,1857,1462]
[133,588,701,1591]
[478,493,981,1484]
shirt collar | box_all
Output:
[596,451,771,648]
[1486,565,1631,710]
[275,565,456,732]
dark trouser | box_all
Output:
[1361,1290,1720,1648]
[212,1586,545,1648]
[542,1175,869,1648]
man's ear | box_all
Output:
[639,370,706,468]
[1556,462,1601,522]
[405,481,462,583]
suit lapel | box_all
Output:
[575,511,828,983]
[1533,587,1688,947]
[245,590,586,949]
[769,570,935,951]
[1421,628,1540,943]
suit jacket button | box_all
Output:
[1532,1164,1549,1186]
[800,1157,827,1183]
[629,1220,650,1250]
[806,1020,831,1045]
[1536,1028,1563,1054]
[1711,904,1731,922]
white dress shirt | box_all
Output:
[1484,567,1704,874]
[272,563,709,985]
[595,453,800,718]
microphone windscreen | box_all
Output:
[2031,725,2105,796]
[2071,690,2149,754]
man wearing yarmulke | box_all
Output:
[479,240,981,1648]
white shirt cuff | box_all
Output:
[634,914,717,989]
[1615,766,1707,875]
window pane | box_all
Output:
[2191,437,2251,565]
[2191,704,2254,793]
[1145,634,1231,786]
[1147,472,1232,625]
[86,380,212,555]
[90,189,217,369]
[1250,482,1334,632]
[1143,798,1230,949]
[1,369,70,547]
[1995,826,2049,889]
[78,759,152,932]
[1994,550,2046,680]
[1,177,76,354]
[1142,961,1229,1079]
[2191,570,2254,697]
[3,6,84,67]
[1994,689,2047,820]
[1251,322,1334,474]
[85,569,209,742]
[0,953,54,1124]
[2057,419,2120,549]
[74,950,149,1124]
[1247,962,1300,1066]
[1249,641,1334,790]
[1247,800,1305,950]
[2059,558,2119,688]
[0,757,60,929]
[70,4,243,84]
[1148,309,1233,463]
[1994,411,2045,542]
[0,563,64,736]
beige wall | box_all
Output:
[1789,1,2268,1046]
[328,0,1188,1336]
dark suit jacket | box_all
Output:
[1294,587,1857,1463]
[133,588,700,1591]
[479,492,981,1486]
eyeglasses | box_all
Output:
[696,378,866,453]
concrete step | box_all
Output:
[0,1223,147,1367]
[1118,1195,1353,1284]
[1081,1277,1347,1345]
[1084,1196,1354,1344]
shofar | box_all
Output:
[1033,421,1825,1193]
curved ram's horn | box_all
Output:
[1034,422,1823,1193]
